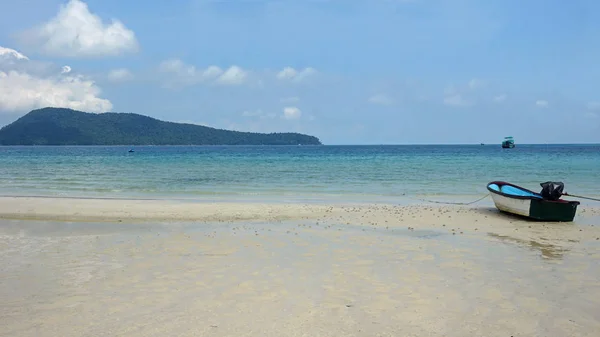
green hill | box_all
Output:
[0,107,322,145]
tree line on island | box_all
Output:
[0,107,322,146]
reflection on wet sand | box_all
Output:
[488,232,568,260]
[2,202,600,337]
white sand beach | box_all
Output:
[1,197,600,336]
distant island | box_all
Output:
[0,107,322,146]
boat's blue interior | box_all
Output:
[488,183,542,198]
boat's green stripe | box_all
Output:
[529,199,578,222]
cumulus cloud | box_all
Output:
[0,46,111,114]
[159,58,247,88]
[368,93,393,106]
[202,66,224,79]
[0,47,29,61]
[107,68,133,82]
[20,0,138,57]
[276,67,297,80]
[1,47,53,76]
[276,67,317,82]
[282,106,302,120]
[160,59,203,76]
[0,71,112,113]
[159,59,219,87]
[216,66,247,85]
[535,100,548,108]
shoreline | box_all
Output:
[0,191,506,203]
[2,196,599,246]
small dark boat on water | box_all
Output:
[487,181,580,222]
[501,136,515,148]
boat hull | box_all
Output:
[487,181,579,222]
[489,192,530,217]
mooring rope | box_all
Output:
[406,193,490,206]
[563,193,600,202]
[408,192,600,205]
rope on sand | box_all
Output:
[563,193,600,202]
[406,194,490,206]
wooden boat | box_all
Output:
[487,181,580,222]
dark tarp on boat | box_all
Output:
[540,181,564,201]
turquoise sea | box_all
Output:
[1,145,599,203]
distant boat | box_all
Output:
[480,143,485,146]
[487,181,579,222]
[501,136,515,148]
[128,149,134,153]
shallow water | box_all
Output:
[1,144,599,202]
[1,219,599,336]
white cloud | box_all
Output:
[292,67,316,82]
[276,67,317,82]
[443,94,471,107]
[0,47,29,61]
[276,67,297,80]
[159,59,204,77]
[159,58,219,87]
[1,47,52,76]
[216,66,247,85]
[282,106,302,120]
[203,66,223,80]
[107,68,133,82]
[20,0,138,57]
[368,93,393,106]
[0,46,111,114]
[535,100,548,108]
[493,94,507,103]
[0,71,112,113]
[159,59,247,87]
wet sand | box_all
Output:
[1,197,600,336]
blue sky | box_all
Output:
[0,0,599,144]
